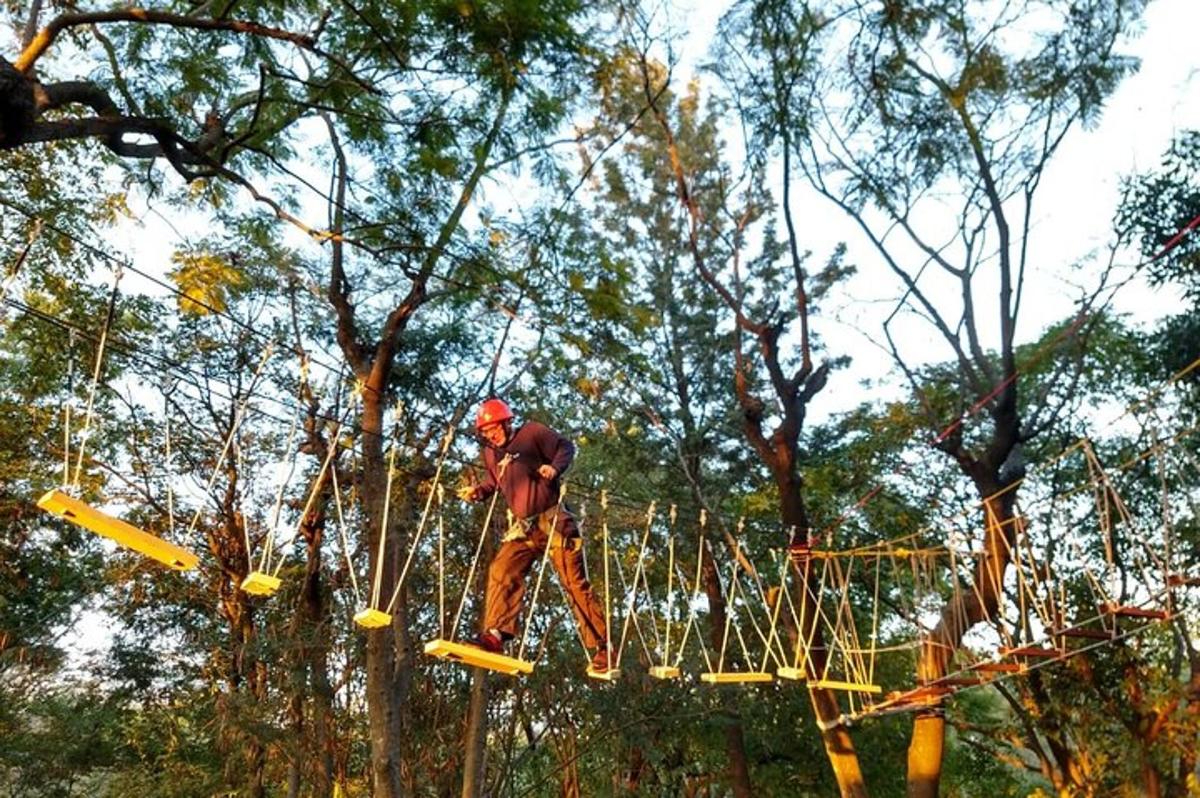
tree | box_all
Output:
[580,19,867,787]
[723,0,1150,793]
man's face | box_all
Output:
[480,421,509,447]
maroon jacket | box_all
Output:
[475,421,574,519]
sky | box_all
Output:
[690,0,1196,393]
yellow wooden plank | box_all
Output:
[240,571,281,596]
[38,489,199,571]
[587,667,622,681]
[775,666,806,681]
[809,679,882,694]
[649,665,681,680]
[700,671,774,684]
[353,608,392,629]
[423,639,534,675]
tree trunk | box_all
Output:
[298,477,335,798]
[907,491,1017,798]
[361,390,412,798]
[460,668,489,798]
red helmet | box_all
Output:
[475,398,513,430]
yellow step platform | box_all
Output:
[649,665,681,680]
[353,608,392,629]
[240,571,281,596]
[37,489,198,571]
[809,679,882,694]
[700,671,774,684]
[423,639,533,675]
[776,666,806,681]
[587,666,622,681]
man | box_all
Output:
[458,398,612,674]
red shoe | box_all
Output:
[473,631,504,654]
[589,645,613,673]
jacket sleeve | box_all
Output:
[540,424,575,476]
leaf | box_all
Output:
[167,250,247,316]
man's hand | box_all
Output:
[537,464,558,481]
[456,485,479,503]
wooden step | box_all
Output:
[1053,625,1113,640]
[700,671,774,684]
[937,676,990,687]
[775,666,806,681]
[966,661,1025,673]
[353,608,392,629]
[240,570,281,596]
[423,639,533,676]
[649,665,681,680]
[998,646,1062,658]
[1098,602,1170,620]
[38,489,199,571]
[587,667,622,681]
[809,679,882,694]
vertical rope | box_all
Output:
[63,331,76,488]
[517,486,565,661]
[370,420,401,610]
[437,483,446,638]
[163,386,175,537]
[450,482,504,642]
[672,512,714,671]
[602,491,612,649]
[615,501,657,663]
[258,413,300,572]
[71,267,123,491]
[385,423,457,615]
[330,454,362,606]
[663,506,676,667]
[714,557,738,673]
[271,417,342,579]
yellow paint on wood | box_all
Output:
[353,608,392,629]
[700,671,774,684]
[587,667,622,681]
[240,571,281,596]
[775,666,806,681]
[37,489,199,571]
[809,679,882,694]
[649,665,681,680]
[423,639,533,675]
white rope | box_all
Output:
[662,507,676,667]
[673,511,714,671]
[450,480,505,642]
[71,267,123,491]
[437,484,446,637]
[330,452,362,606]
[257,413,301,573]
[714,558,738,673]
[517,486,565,661]
[615,501,658,663]
[385,423,456,615]
[369,419,401,610]
[602,492,612,650]
[271,417,344,579]
[62,331,76,488]
[610,535,655,663]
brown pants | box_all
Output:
[482,506,608,649]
